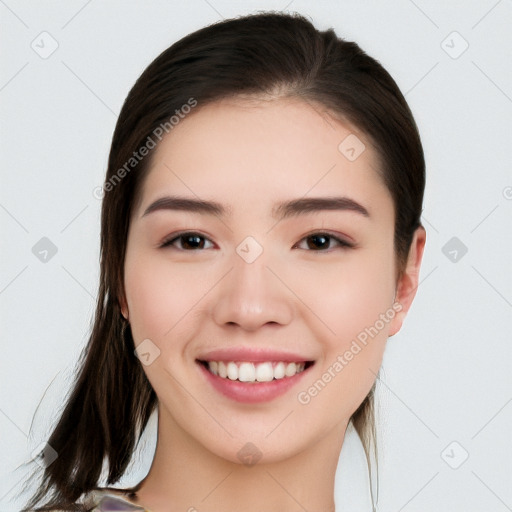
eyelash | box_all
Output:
[159,231,354,252]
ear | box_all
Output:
[388,226,426,336]
[119,293,129,320]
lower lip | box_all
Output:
[198,362,311,403]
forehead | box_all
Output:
[135,96,391,218]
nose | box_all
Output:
[211,245,294,332]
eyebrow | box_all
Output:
[141,195,369,220]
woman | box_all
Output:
[22,11,426,512]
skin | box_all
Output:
[120,96,426,512]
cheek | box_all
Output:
[334,251,396,363]
[295,247,396,341]
[294,247,396,414]
[123,255,209,401]
[124,253,203,343]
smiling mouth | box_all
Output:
[197,360,315,383]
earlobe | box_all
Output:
[388,226,426,336]
[119,295,129,321]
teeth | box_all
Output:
[285,362,297,377]
[206,361,307,382]
[239,362,256,382]
[255,362,273,382]
[209,361,218,375]
[227,362,238,380]
[274,362,285,379]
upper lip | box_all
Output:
[197,347,314,363]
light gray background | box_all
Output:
[1,1,511,511]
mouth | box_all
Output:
[197,359,314,382]
[196,356,315,403]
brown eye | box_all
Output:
[295,232,353,251]
[161,232,214,250]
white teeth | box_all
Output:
[218,361,227,378]
[227,362,238,380]
[255,362,274,382]
[285,362,297,377]
[274,362,285,379]
[206,361,307,382]
[239,362,256,382]
[209,361,218,375]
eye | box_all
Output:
[160,232,214,251]
[294,232,354,252]
[160,231,353,252]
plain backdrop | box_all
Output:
[1,1,511,511]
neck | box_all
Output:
[133,405,347,512]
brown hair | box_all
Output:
[20,11,424,511]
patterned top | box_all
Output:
[63,488,152,512]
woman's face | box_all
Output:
[122,96,423,464]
